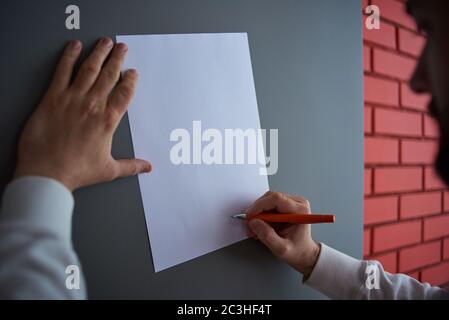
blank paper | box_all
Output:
[117,33,269,272]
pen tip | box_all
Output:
[231,213,246,220]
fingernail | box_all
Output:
[125,69,138,77]
[116,42,128,52]
[69,40,81,50]
[140,162,152,173]
[101,37,113,48]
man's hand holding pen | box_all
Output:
[245,191,321,278]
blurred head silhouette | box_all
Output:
[407,0,449,185]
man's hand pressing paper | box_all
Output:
[14,37,152,191]
[246,191,321,278]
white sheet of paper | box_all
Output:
[116,33,269,272]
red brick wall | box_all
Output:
[362,0,449,286]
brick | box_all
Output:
[401,83,430,111]
[372,0,416,30]
[445,192,449,212]
[364,76,399,106]
[375,109,421,137]
[365,137,399,164]
[364,46,371,72]
[421,261,449,286]
[399,28,425,56]
[365,196,398,224]
[399,241,441,272]
[407,271,420,281]
[362,0,369,11]
[424,115,439,138]
[444,238,449,260]
[365,168,372,195]
[364,229,371,256]
[374,252,397,273]
[364,21,396,49]
[373,220,421,252]
[400,192,442,219]
[425,167,445,190]
[375,167,422,193]
[373,49,416,80]
[424,214,449,240]
[365,107,372,133]
[401,140,437,164]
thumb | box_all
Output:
[114,159,152,179]
[249,219,288,258]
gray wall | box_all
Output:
[0,0,363,299]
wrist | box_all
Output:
[14,164,75,191]
[295,241,321,278]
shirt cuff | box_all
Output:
[304,243,366,299]
[0,176,74,242]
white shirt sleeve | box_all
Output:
[304,243,449,300]
[0,177,86,299]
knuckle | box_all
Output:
[296,202,311,214]
[64,50,78,61]
[118,84,134,100]
[103,115,116,132]
[82,96,100,114]
[295,195,306,202]
[272,192,284,202]
[82,63,98,77]
[105,109,120,129]
[300,198,310,208]
[130,162,139,175]
[103,68,119,83]
[264,190,274,197]
[59,52,77,64]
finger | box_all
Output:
[90,43,128,99]
[246,192,308,218]
[285,193,311,212]
[72,37,114,93]
[113,159,152,179]
[243,190,272,217]
[249,219,289,258]
[107,69,138,116]
[261,190,274,198]
[245,191,307,216]
[261,191,304,202]
[47,40,82,94]
[245,220,256,238]
[278,225,296,237]
[285,193,307,203]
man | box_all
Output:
[246,0,449,299]
[0,0,448,299]
[0,37,151,299]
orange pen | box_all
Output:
[231,212,335,224]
